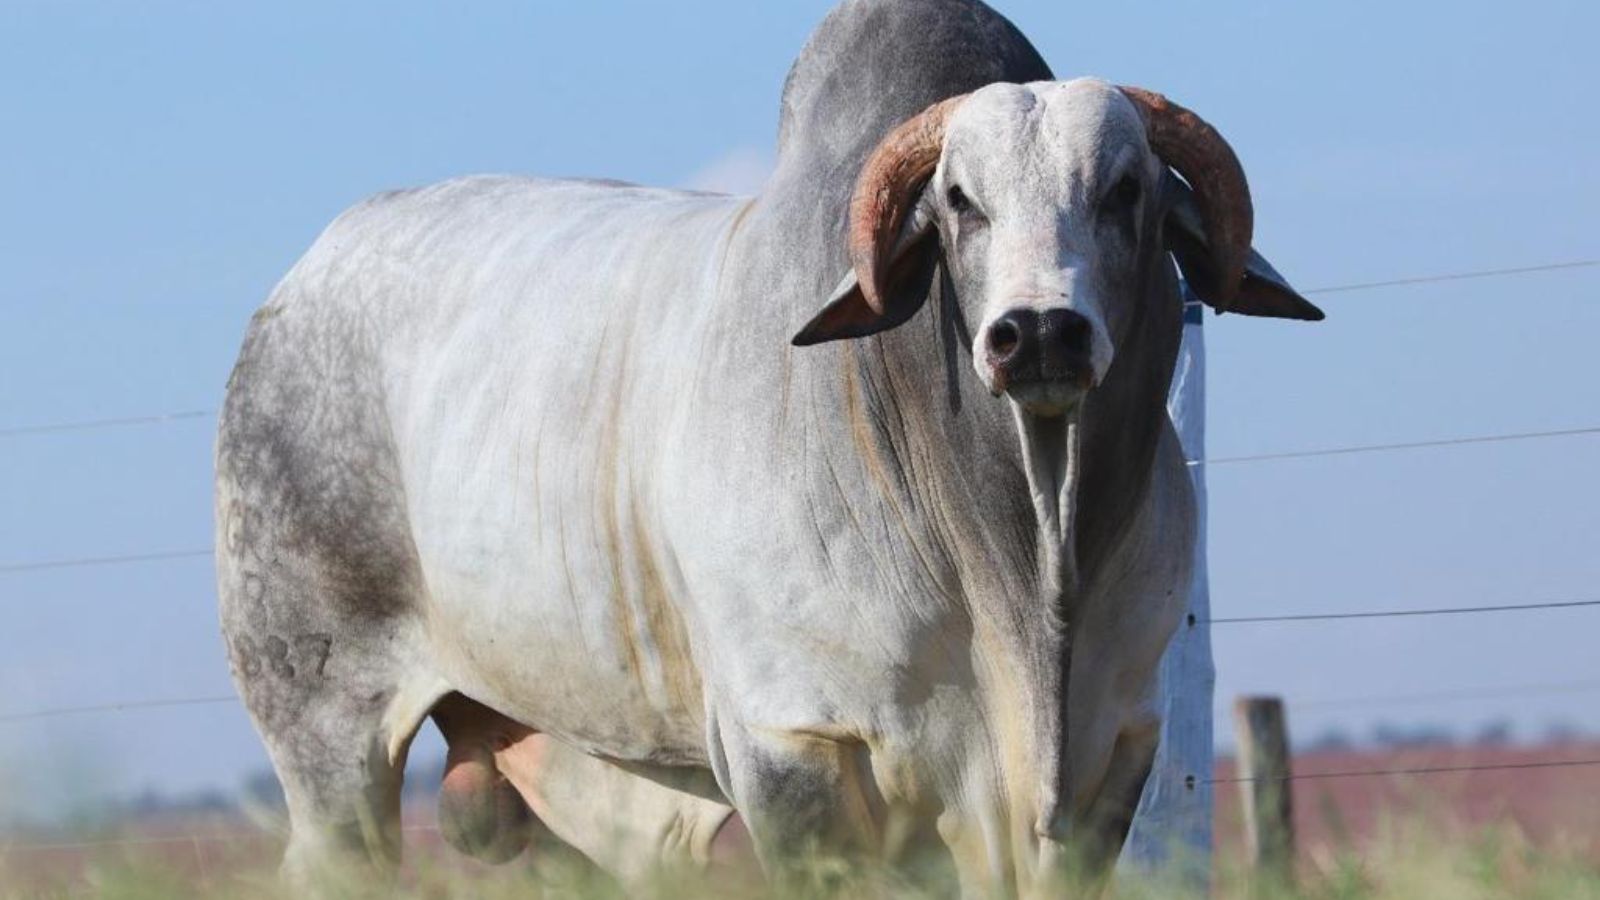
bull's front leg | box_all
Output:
[715,718,885,880]
[1070,718,1160,881]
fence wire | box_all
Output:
[2,422,1596,577]
[0,258,1593,441]
[1204,598,1600,626]
[4,824,438,854]
[0,549,212,575]
[1191,425,1600,468]
[0,410,212,439]
[6,591,1599,725]
[1300,258,1599,295]
[1289,678,1600,712]
[1204,757,1600,786]
[0,696,237,725]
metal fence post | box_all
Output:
[1123,284,1213,880]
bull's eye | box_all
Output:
[947,184,972,214]
[1103,175,1141,213]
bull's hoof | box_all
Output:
[438,752,531,864]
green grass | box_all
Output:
[5,821,1600,899]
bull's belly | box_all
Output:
[416,551,709,767]
[391,352,712,763]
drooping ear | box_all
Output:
[1164,176,1325,321]
[792,203,939,346]
[792,92,969,347]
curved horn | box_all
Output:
[847,93,969,313]
[1117,86,1253,311]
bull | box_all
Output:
[216,0,1320,893]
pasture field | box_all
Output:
[9,743,1600,897]
[5,820,1600,899]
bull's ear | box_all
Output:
[1164,177,1325,321]
[791,204,940,346]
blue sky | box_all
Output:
[2,0,1597,818]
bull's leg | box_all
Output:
[221,583,442,886]
[217,496,443,887]
[267,686,423,887]
[224,616,440,885]
[715,722,883,881]
[1072,721,1159,881]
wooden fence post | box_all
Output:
[1234,695,1294,875]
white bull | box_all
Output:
[215,0,1320,893]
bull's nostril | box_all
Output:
[1060,317,1090,350]
[989,320,1022,359]
[1040,308,1093,357]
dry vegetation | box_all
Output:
[6,819,1600,900]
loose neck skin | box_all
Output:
[1013,407,1081,601]
[798,246,1183,842]
[816,252,1181,617]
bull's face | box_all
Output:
[793,78,1322,404]
[936,81,1151,416]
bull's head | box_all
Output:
[793,78,1323,417]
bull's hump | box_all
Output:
[774,0,1052,175]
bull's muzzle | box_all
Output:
[982,307,1096,416]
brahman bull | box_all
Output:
[216,0,1320,892]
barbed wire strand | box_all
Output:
[16,676,1595,729]
[12,595,1600,720]
[0,696,238,725]
[0,260,1593,442]
[0,420,1596,578]
[3,824,438,854]
[1205,598,1600,626]
[0,549,212,574]
[1204,757,1600,786]
[1300,259,1599,296]
[1265,678,1600,713]
[0,410,213,439]
[1190,425,1600,468]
